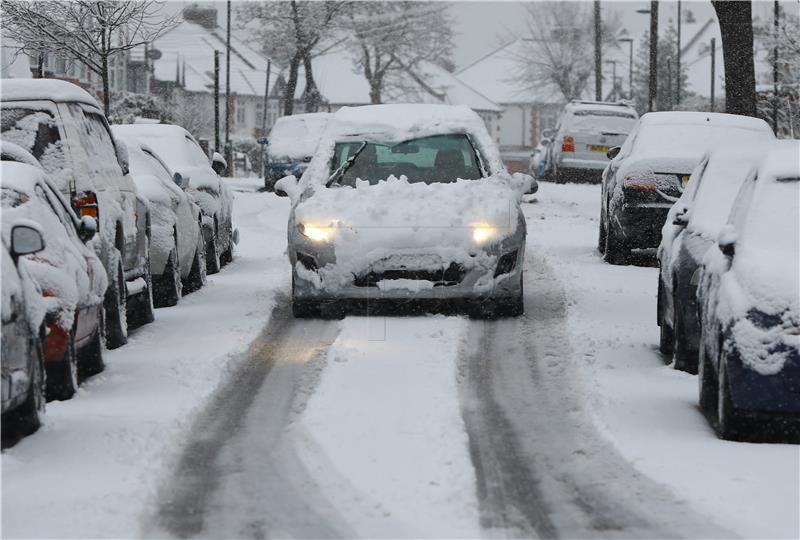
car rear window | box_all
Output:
[0,107,66,174]
[566,110,637,133]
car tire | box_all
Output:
[698,338,716,419]
[128,245,155,328]
[154,246,182,307]
[716,356,747,441]
[672,289,697,374]
[657,278,674,355]
[78,323,105,378]
[46,331,78,401]
[598,211,607,254]
[206,229,221,275]
[10,334,46,436]
[184,238,207,294]
[220,226,234,266]
[604,226,629,265]
[104,248,128,349]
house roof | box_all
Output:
[457,40,564,105]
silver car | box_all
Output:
[276,104,536,318]
[546,100,638,184]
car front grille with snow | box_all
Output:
[354,263,466,288]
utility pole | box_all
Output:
[619,38,634,101]
[594,0,602,101]
[666,56,673,110]
[710,37,716,112]
[214,50,220,153]
[648,1,659,111]
[773,0,779,133]
[224,0,232,176]
[261,59,271,179]
[676,0,681,105]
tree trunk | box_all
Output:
[712,0,757,117]
[284,53,301,116]
[101,54,110,117]
[303,52,320,112]
[369,79,382,104]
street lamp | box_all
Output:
[618,37,634,101]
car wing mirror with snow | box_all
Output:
[274,175,299,199]
[718,224,737,257]
[510,172,537,196]
[173,171,190,190]
[10,223,45,259]
[542,128,555,140]
[606,146,621,160]
[211,152,227,176]
[78,215,98,243]
[114,139,130,175]
[673,206,690,227]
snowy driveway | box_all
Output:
[3,180,798,539]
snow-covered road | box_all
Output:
[2,179,797,539]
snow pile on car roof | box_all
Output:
[1,78,101,109]
[267,113,330,161]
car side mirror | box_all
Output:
[10,223,45,258]
[114,139,130,175]
[78,215,97,243]
[718,224,737,257]
[542,128,555,140]
[211,152,227,175]
[673,206,689,227]
[274,175,298,198]
[606,146,621,160]
[173,171,190,189]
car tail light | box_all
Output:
[561,136,575,153]
[622,174,658,191]
[44,322,69,362]
[72,190,99,221]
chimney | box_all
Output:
[183,4,218,29]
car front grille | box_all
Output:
[354,262,466,287]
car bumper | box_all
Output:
[614,204,672,249]
[558,156,609,171]
[727,336,800,414]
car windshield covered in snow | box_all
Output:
[329,134,484,187]
[0,107,65,174]
[566,109,637,133]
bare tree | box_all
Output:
[712,0,756,117]
[513,2,622,102]
[235,1,347,115]
[347,2,454,104]
[1,1,179,116]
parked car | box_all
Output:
[544,100,638,184]
[599,112,774,265]
[112,133,207,305]
[1,79,153,348]
[1,225,47,441]
[111,124,235,275]
[657,141,775,373]
[276,104,536,318]
[696,140,800,441]
[528,141,548,179]
[264,112,330,191]
[1,156,107,400]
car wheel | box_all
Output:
[598,210,607,254]
[716,356,747,441]
[46,331,78,401]
[698,337,716,419]
[154,246,182,307]
[604,225,629,265]
[220,227,234,266]
[128,244,155,328]
[184,237,207,294]
[672,289,697,374]
[657,277,674,355]
[104,248,128,349]
[10,334,46,436]
[206,230,221,275]
[78,320,105,378]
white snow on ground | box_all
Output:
[525,183,800,540]
[1,177,290,538]
[292,315,480,537]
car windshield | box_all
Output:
[329,134,483,187]
[566,110,637,133]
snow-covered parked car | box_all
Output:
[111,124,235,275]
[0,156,108,401]
[113,133,207,306]
[2,225,47,441]
[264,112,330,192]
[599,112,774,265]
[696,140,800,441]
[277,104,536,318]
[546,100,638,184]
[657,141,775,373]
[1,79,153,348]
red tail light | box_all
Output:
[561,136,575,153]
[622,175,657,190]
[72,191,99,221]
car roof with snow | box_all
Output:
[565,101,637,116]
[639,111,772,131]
[754,139,800,182]
[112,122,194,140]
[1,78,101,109]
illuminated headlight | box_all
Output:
[298,223,331,242]
[472,225,496,244]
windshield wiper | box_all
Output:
[325,141,367,187]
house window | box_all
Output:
[236,103,246,124]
